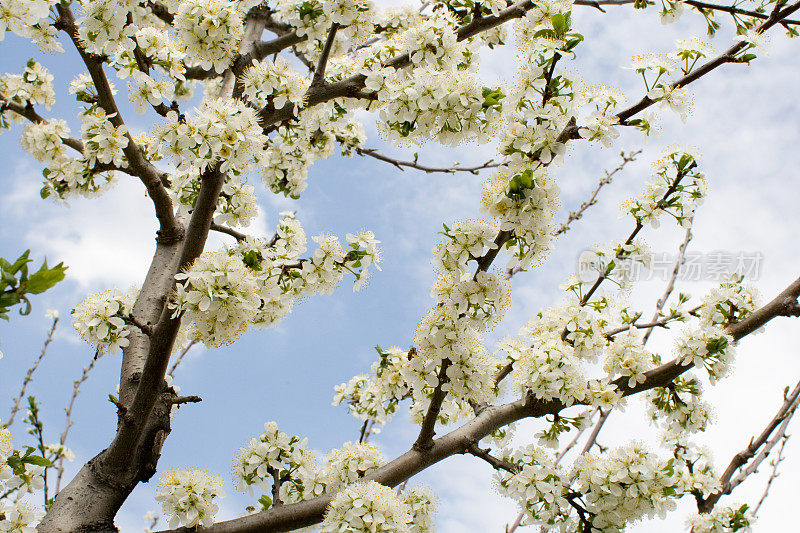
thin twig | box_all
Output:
[356,148,501,174]
[643,216,694,344]
[578,162,695,307]
[603,315,680,339]
[579,408,611,455]
[573,0,800,25]
[508,149,642,279]
[696,378,800,512]
[54,349,101,493]
[466,443,521,474]
[753,430,790,517]
[167,339,197,378]
[555,150,642,238]
[7,316,58,427]
[210,223,248,241]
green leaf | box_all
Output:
[258,494,273,510]
[25,455,52,467]
[533,28,557,40]
[9,250,32,275]
[550,13,569,35]
[24,261,67,294]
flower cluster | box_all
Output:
[687,504,754,533]
[174,0,243,73]
[321,479,436,532]
[230,422,434,521]
[575,238,652,293]
[171,215,381,345]
[19,119,70,166]
[171,250,261,347]
[647,374,712,439]
[0,423,48,530]
[155,468,225,528]
[674,326,735,384]
[509,303,610,406]
[378,67,502,145]
[510,332,588,405]
[431,270,511,332]
[409,303,497,424]
[402,11,468,68]
[321,480,410,533]
[276,0,331,45]
[698,275,759,329]
[213,180,259,228]
[39,156,115,200]
[240,57,309,109]
[433,220,497,274]
[572,442,679,530]
[260,105,366,198]
[232,421,312,496]
[128,71,175,115]
[71,287,138,354]
[333,346,410,427]
[0,500,44,533]
[480,167,561,270]
[604,330,655,388]
[0,0,60,50]
[625,149,706,228]
[495,445,571,528]
[375,6,422,36]
[80,107,130,168]
[504,6,584,167]
[76,0,132,58]
[674,442,722,498]
[0,61,55,110]
[326,442,384,490]
[323,0,375,30]
[188,99,267,173]
[578,85,624,147]
[133,27,188,81]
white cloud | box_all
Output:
[2,163,158,289]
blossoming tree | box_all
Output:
[1,0,799,531]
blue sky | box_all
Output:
[1,2,800,531]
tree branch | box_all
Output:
[55,4,182,243]
[6,315,58,426]
[155,269,800,533]
[356,148,500,174]
[752,428,790,517]
[507,149,642,279]
[643,216,694,344]
[579,407,611,455]
[210,223,248,241]
[578,162,694,307]
[466,443,521,474]
[54,349,101,494]
[616,1,800,125]
[412,359,452,451]
[574,0,800,25]
[611,273,800,402]
[312,22,340,87]
[0,96,85,154]
[696,378,800,512]
[168,339,197,378]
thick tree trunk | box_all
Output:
[39,237,184,532]
[39,390,175,532]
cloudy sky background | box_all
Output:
[1,1,799,531]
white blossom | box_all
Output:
[155,468,225,528]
